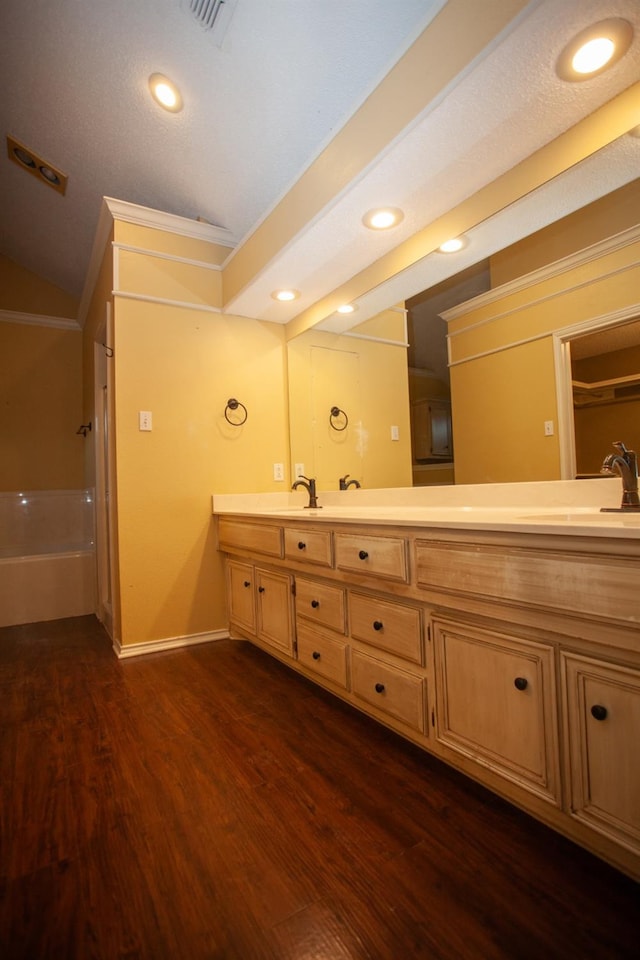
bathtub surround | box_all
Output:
[0,490,95,627]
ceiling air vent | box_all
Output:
[182,0,237,36]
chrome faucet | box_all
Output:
[600,441,640,510]
[292,475,320,509]
[339,474,361,490]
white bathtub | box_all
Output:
[0,490,96,627]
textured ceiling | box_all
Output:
[1,0,639,327]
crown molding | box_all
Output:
[0,309,80,330]
[103,197,236,248]
[442,223,640,324]
[78,196,237,327]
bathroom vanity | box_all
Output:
[213,480,640,880]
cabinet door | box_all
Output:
[433,619,560,804]
[227,560,256,634]
[562,653,640,853]
[256,569,294,655]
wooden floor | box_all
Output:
[0,617,637,960]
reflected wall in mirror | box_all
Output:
[287,308,412,492]
[288,176,640,488]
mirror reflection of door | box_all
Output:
[310,346,362,490]
[571,318,640,477]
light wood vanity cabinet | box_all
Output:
[217,513,640,879]
[296,620,349,690]
[296,577,345,633]
[562,653,640,853]
[351,650,425,733]
[226,560,256,635]
[227,562,294,656]
[433,618,560,804]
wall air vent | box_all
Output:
[182,0,237,40]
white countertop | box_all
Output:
[212,478,640,540]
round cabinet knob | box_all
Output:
[373,620,383,631]
[590,704,608,721]
[514,677,528,691]
[312,651,321,660]
[311,599,320,608]
[258,586,265,593]
[297,541,306,550]
[374,682,385,694]
[358,550,369,560]
[243,580,251,588]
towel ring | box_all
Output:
[224,398,248,425]
[329,406,348,431]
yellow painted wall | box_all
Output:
[0,257,83,492]
[288,326,412,491]
[112,297,289,646]
[450,337,560,483]
[0,254,79,318]
[448,233,640,484]
[0,320,84,491]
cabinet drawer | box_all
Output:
[284,527,333,567]
[351,650,424,732]
[296,577,346,633]
[335,533,408,583]
[218,518,282,558]
[349,592,422,664]
[297,621,349,690]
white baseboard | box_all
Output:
[113,628,229,659]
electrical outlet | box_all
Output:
[273,462,284,481]
[391,425,400,441]
[139,411,152,431]
[544,420,554,436]
[294,462,305,478]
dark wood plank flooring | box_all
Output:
[0,615,637,959]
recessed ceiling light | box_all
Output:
[39,165,61,186]
[362,207,404,230]
[556,19,633,82]
[336,304,357,314]
[148,73,183,112]
[13,147,36,168]
[6,134,67,194]
[271,289,300,302]
[438,236,467,253]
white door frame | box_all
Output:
[554,304,640,479]
[93,303,116,638]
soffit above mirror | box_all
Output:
[224,0,640,331]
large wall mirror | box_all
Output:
[287,134,640,491]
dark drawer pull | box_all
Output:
[243,580,251,588]
[373,620,383,631]
[514,677,528,691]
[358,550,369,560]
[258,586,265,593]
[590,704,608,721]
[312,651,321,660]
[311,599,320,608]
[297,541,306,550]
[374,682,385,694]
